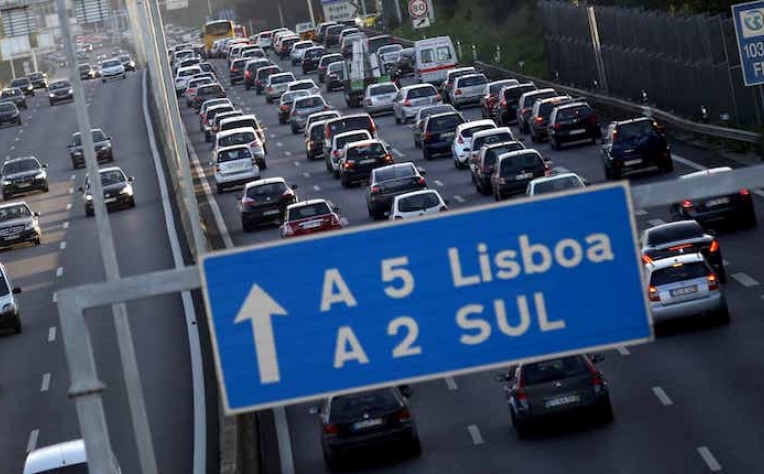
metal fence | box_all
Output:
[538,0,764,128]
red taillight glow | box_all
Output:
[585,358,603,388]
[553,123,561,130]
[535,117,543,124]
[740,188,751,197]
[455,89,462,96]
[403,99,411,107]
[333,150,339,158]
[709,239,719,253]
[669,243,693,251]
[324,423,338,434]
[708,274,719,291]
[245,70,252,78]
[280,105,289,111]
[589,114,598,124]
[417,177,426,185]
[371,185,380,194]
[648,285,660,302]
[343,162,355,169]
[242,197,256,208]
[515,372,526,401]
[642,254,653,264]
[396,408,411,422]
[682,200,693,209]
[231,67,239,72]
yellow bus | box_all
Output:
[203,20,236,54]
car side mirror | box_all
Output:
[78,186,84,192]
[590,353,605,364]
[708,229,717,236]
[332,205,341,214]
[416,166,426,175]
[42,163,48,168]
[308,406,321,415]
[443,198,450,205]
[33,212,40,217]
[291,184,298,190]
[12,286,21,294]
[128,176,135,183]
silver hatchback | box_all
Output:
[265,72,296,104]
[393,84,441,124]
[290,95,330,134]
[450,73,489,108]
[363,82,399,115]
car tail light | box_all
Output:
[231,67,239,72]
[417,177,426,186]
[245,70,252,78]
[268,86,273,92]
[370,120,377,134]
[553,123,561,130]
[500,98,507,107]
[668,243,693,251]
[242,196,256,208]
[283,223,295,236]
[589,114,598,124]
[424,131,432,141]
[396,408,411,422]
[515,371,527,401]
[457,135,464,144]
[282,188,294,198]
[214,165,221,173]
[521,107,529,115]
[291,110,297,117]
[333,150,339,158]
[535,117,543,124]
[585,358,604,392]
[706,273,720,291]
[330,214,341,226]
[436,94,442,101]
[366,98,373,106]
[343,162,355,169]
[455,89,462,96]
[641,254,653,264]
[384,154,393,162]
[498,177,507,185]
[439,205,448,212]
[682,200,693,209]
[709,239,719,253]
[403,99,411,107]
[740,188,751,198]
[324,423,338,434]
[371,185,380,194]
[648,285,660,302]
[611,129,619,143]
[280,105,289,111]
[307,139,314,148]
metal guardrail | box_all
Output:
[367,30,762,145]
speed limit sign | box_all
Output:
[408,0,428,18]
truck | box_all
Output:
[340,40,391,108]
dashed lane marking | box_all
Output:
[294,161,301,167]
[60,241,66,250]
[9,145,14,151]
[392,148,404,158]
[302,172,310,178]
[66,203,72,210]
[313,185,320,192]
[52,292,57,303]
[434,180,445,187]
[652,386,674,406]
[270,134,276,139]
[634,209,648,216]
[56,267,63,278]
[616,346,631,356]
[672,155,707,172]
[48,327,56,342]
[40,373,51,392]
[68,188,74,194]
[276,142,283,147]
[27,429,39,453]
[62,222,69,229]
[70,174,76,181]
[648,218,666,227]
[454,195,465,203]
[14,136,20,141]
[467,425,484,445]
[696,446,722,472]
[731,272,759,287]
[445,377,458,390]
[285,151,292,157]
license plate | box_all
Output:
[442,132,455,139]
[624,158,642,166]
[227,162,248,172]
[515,172,534,180]
[360,158,376,164]
[706,197,730,207]
[16,183,31,188]
[263,210,280,216]
[3,235,17,241]
[352,418,383,430]
[105,197,117,204]
[301,221,322,229]
[671,285,697,296]
[545,394,580,408]
[569,129,586,135]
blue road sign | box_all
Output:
[200,183,652,415]
[733,1,764,86]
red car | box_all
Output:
[281,199,342,238]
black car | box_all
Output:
[317,53,344,83]
[119,54,136,72]
[601,117,673,180]
[47,80,74,106]
[499,354,612,438]
[1,157,49,200]
[471,140,526,195]
[27,72,48,89]
[229,58,248,85]
[301,46,326,74]
[421,112,465,160]
[239,178,297,231]
[641,220,726,282]
[254,65,281,94]
[277,91,309,125]
[496,83,536,125]
[0,202,41,248]
[491,149,549,200]
[0,89,27,110]
[80,167,135,217]
[194,83,227,109]
[68,129,114,169]
[324,25,345,46]
[0,102,21,127]
[243,59,271,90]
[78,63,95,80]
[315,387,421,468]
[547,102,601,150]
[669,168,756,228]
[529,95,574,142]
[340,139,395,187]
[10,77,34,97]
[306,120,328,161]
[367,162,427,220]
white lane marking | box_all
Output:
[313,185,320,192]
[62,222,69,229]
[648,218,666,227]
[294,161,301,167]
[697,446,722,472]
[467,425,484,445]
[753,189,764,198]
[48,327,56,342]
[276,142,283,147]
[672,154,707,172]
[14,136,20,141]
[60,241,66,250]
[70,174,76,181]
[9,145,14,151]
[41,373,51,392]
[18,128,23,134]
[392,148,404,158]
[634,208,648,216]
[302,172,310,178]
[56,267,64,278]
[454,195,465,203]
[731,272,759,287]
[651,386,674,406]
[434,179,444,187]
[270,133,276,139]
[68,187,74,194]
[616,346,631,356]
[445,376,458,390]
[285,151,292,156]
[66,203,72,210]
[340,217,349,226]
[27,429,39,452]
[52,292,57,303]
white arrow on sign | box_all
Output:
[234,284,288,384]
[412,16,431,29]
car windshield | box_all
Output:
[0,103,15,112]
[71,130,107,146]
[651,261,709,286]
[218,147,252,163]
[500,153,542,174]
[199,85,223,95]
[374,164,416,182]
[271,74,295,84]
[371,84,397,95]
[288,202,331,220]
[2,159,39,174]
[11,78,28,86]
[523,356,590,385]
[100,170,126,185]
[474,132,513,149]
[556,105,592,121]
[219,132,255,147]
[484,143,525,165]
[645,222,704,246]
[490,80,518,95]
[330,390,399,421]
[282,91,308,104]
[428,114,463,131]
[336,133,369,149]
[533,176,584,194]
[2,90,20,98]
[0,204,31,221]
[346,142,386,160]
[247,182,287,198]
[49,81,70,90]
[462,124,495,138]
[102,60,121,68]
[618,120,657,140]
[505,85,536,100]
[291,82,315,90]
[296,97,324,109]
[407,86,436,99]
[329,117,372,136]
[0,273,9,297]
[398,192,440,212]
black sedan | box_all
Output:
[239,178,297,231]
[0,102,21,127]
[68,129,114,169]
[119,54,136,72]
[27,72,48,89]
[1,157,49,200]
[47,80,74,106]
[80,166,135,217]
[10,77,34,97]
[0,88,27,109]
[366,162,427,220]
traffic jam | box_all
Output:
[171,18,760,471]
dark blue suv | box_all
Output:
[421,111,465,161]
[601,118,673,180]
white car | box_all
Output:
[449,73,489,109]
[526,172,586,196]
[175,65,202,95]
[290,40,314,64]
[214,127,266,169]
[23,439,117,473]
[390,189,448,220]
[393,84,441,124]
[285,79,320,96]
[99,58,126,82]
[363,82,399,115]
[326,130,372,178]
[468,127,515,165]
[212,145,261,194]
[451,119,496,168]
[0,261,21,334]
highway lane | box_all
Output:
[0,63,195,473]
[184,54,764,473]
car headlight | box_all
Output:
[68,89,73,94]
[49,93,55,98]
[85,194,93,201]
[2,303,16,314]
[120,186,133,196]
[24,222,34,231]
[35,172,46,179]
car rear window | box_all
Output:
[200,85,224,95]
[320,54,343,66]
[489,80,518,95]
[474,131,513,150]
[217,147,252,163]
[483,142,525,166]
[346,142,386,160]
[310,125,326,140]
[219,131,255,147]
[522,356,589,385]
[328,117,372,136]
[247,181,286,198]
[407,86,437,99]
[271,74,295,84]
[504,84,536,100]
[457,75,488,87]
[374,164,416,182]
[371,84,397,95]
[11,78,28,86]
[556,105,593,121]
[500,152,544,174]
[533,176,584,194]
[539,99,572,118]
[617,119,657,140]
[398,192,440,212]
[296,96,324,109]
[290,82,315,90]
[330,390,399,420]
[222,119,257,131]
[246,60,268,71]
[427,114,463,131]
[336,132,369,149]
[520,91,557,109]
[288,202,331,220]
[50,81,70,89]
[651,261,709,286]
[257,67,280,78]
[208,107,234,119]
[461,124,495,138]
[646,221,703,246]
[72,130,107,146]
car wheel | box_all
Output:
[481,183,492,196]
[242,221,252,233]
[43,184,49,193]
[340,176,349,188]
[49,100,54,106]
[216,184,224,194]
[716,264,727,284]
[2,192,9,201]
[409,436,422,456]
[266,96,273,104]
[599,398,614,423]
[244,84,250,90]
[530,132,537,143]
[395,114,401,125]
[332,169,339,179]
[86,207,94,217]
[34,236,41,246]
[423,149,431,161]
[323,447,339,470]
[550,138,559,151]
[715,305,731,325]
[13,316,21,334]
[129,198,136,208]
[291,124,299,134]
[744,209,758,228]
[17,118,22,125]
[511,413,529,439]
[205,131,211,142]
[662,158,674,174]
[325,160,332,173]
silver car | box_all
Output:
[363,82,399,115]
[450,73,489,109]
[290,95,330,134]
[212,145,261,193]
[393,84,441,124]
[646,253,729,325]
[265,72,296,104]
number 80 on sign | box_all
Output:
[408,0,428,18]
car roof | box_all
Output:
[497,149,542,161]
[286,198,329,210]
[447,67,476,76]
[646,253,706,272]
[334,129,372,140]
[456,119,496,132]
[295,94,324,102]
[615,116,653,125]
[216,127,257,138]
[680,167,732,179]
[643,220,704,242]
[221,114,257,123]
[455,73,487,82]
[0,200,29,210]
[401,83,436,92]
[216,144,252,154]
[23,439,87,473]
[71,128,104,136]
[530,172,582,185]
[97,166,124,174]
[553,101,590,112]
[472,127,512,139]
[395,189,441,200]
[345,138,382,148]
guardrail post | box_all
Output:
[495,45,501,64]
[456,40,462,61]
[471,44,477,62]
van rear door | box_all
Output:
[415,37,457,85]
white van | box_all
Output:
[414,36,458,85]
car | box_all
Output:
[315,387,421,467]
[277,90,310,125]
[27,71,48,89]
[367,162,427,220]
[10,77,35,97]
[119,54,136,71]
[526,172,586,196]
[390,47,415,79]
[290,40,315,65]
[198,61,216,74]
[421,111,465,161]
[471,140,526,195]
[640,220,726,283]
[0,88,27,109]
[198,98,232,130]
[239,178,297,230]
[304,110,340,136]
[290,95,330,133]
[317,53,344,83]
[376,44,403,75]
[412,104,457,148]
[324,24,345,46]
[327,129,373,177]
[669,167,756,228]
[1,156,49,199]
[301,46,326,74]
[0,201,40,248]
[496,83,537,125]
[0,262,22,334]
[80,167,135,216]
[214,127,265,169]
[203,104,236,141]
[325,61,347,92]
[100,58,127,82]
[491,149,550,200]
[285,79,320,96]
[449,73,489,109]
[78,63,96,81]
[23,439,107,473]
[176,66,203,96]
[529,95,576,143]
[393,84,441,124]
[547,101,601,150]
[601,117,673,180]
[481,79,519,120]
[229,58,248,85]
[185,77,214,107]
[367,34,394,54]
[243,58,271,90]
[281,199,342,238]
[47,80,74,105]
[253,65,282,94]
[390,189,448,220]
[265,72,297,103]
[240,46,266,60]
[276,35,301,59]
[306,120,329,161]
[363,82,399,115]
[516,88,557,134]
[0,102,21,127]
[339,139,395,187]
[324,114,378,153]
[451,119,497,168]
[194,83,227,110]
[210,109,244,139]
[220,114,267,150]
[68,129,114,169]
[499,353,612,438]
[212,145,261,193]
[468,127,516,166]
[440,67,476,103]
[315,22,338,44]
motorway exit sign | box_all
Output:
[733,0,764,86]
[200,183,653,415]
